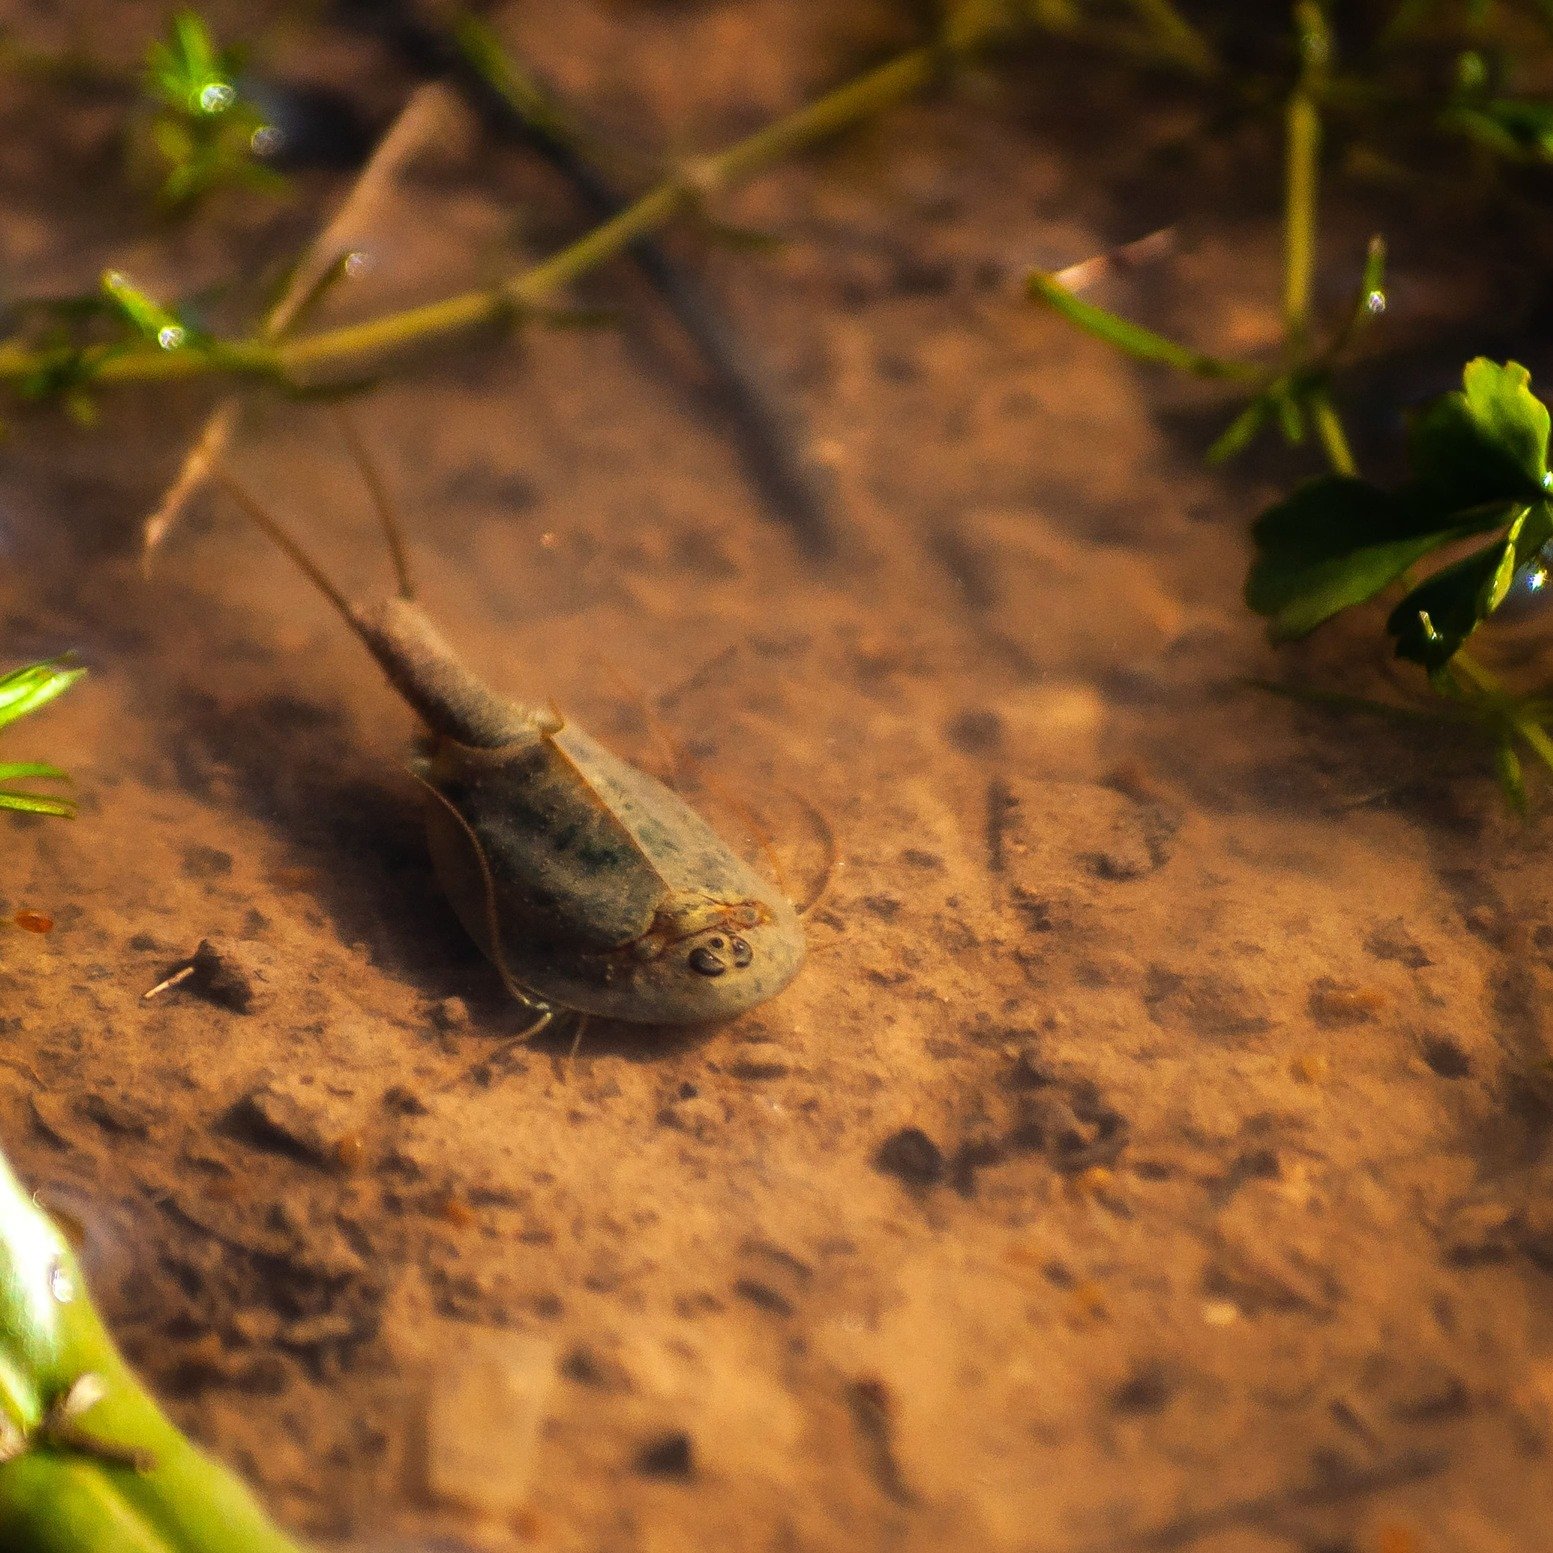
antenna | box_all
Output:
[212,469,366,644]
[330,405,417,602]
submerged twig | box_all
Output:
[350,1,837,554]
[141,82,455,558]
[0,36,963,396]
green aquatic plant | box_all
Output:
[1248,358,1553,669]
[0,661,81,819]
[1027,1,1553,804]
[0,5,1026,411]
[0,1140,306,1551]
[137,11,283,214]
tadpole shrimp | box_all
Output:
[211,421,806,1040]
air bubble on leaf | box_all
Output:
[250,124,283,157]
[156,325,185,351]
[1365,289,1386,316]
[1495,545,1553,622]
[48,1258,74,1304]
[197,81,235,114]
[343,250,374,278]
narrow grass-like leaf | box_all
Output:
[1328,235,1386,357]
[0,791,74,817]
[1207,393,1278,464]
[1026,272,1253,379]
[0,662,83,729]
[1495,739,1529,814]
[1444,99,1553,161]
[452,12,580,149]
[0,762,71,784]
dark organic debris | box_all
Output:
[154,936,275,1014]
[847,1377,915,1505]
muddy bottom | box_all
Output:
[3,5,1553,1551]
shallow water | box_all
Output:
[4,4,1553,1550]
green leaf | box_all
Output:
[0,762,71,784]
[146,10,232,115]
[1245,475,1501,639]
[1388,500,1553,669]
[1445,99,1553,161]
[101,272,191,350]
[452,13,581,150]
[1406,358,1550,519]
[1327,235,1386,358]
[0,661,83,730]
[1274,388,1306,446]
[0,791,74,817]
[942,0,1032,52]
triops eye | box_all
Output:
[730,936,753,968]
[688,946,728,977]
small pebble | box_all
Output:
[1308,978,1387,1025]
[228,1075,357,1169]
[1111,1363,1173,1415]
[727,1040,790,1080]
[1290,1052,1330,1085]
[382,1084,430,1116]
[421,1330,557,1515]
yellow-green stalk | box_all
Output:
[0,1144,306,1552]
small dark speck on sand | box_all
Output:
[635,1429,694,1479]
[874,1127,945,1190]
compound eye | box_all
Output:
[688,945,728,977]
[729,936,753,968]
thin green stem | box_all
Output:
[1310,390,1356,474]
[1283,3,1330,351]
[1027,271,1260,379]
[1,40,955,393]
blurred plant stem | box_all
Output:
[0,1142,307,1551]
[1282,2,1328,353]
[142,83,453,555]
[0,27,994,397]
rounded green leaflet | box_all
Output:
[0,1146,305,1553]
